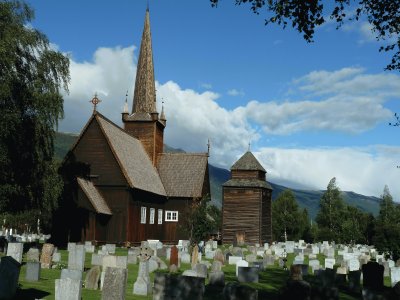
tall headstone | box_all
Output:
[133,241,152,296]
[0,256,21,300]
[40,243,54,269]
[191,245,199,268]
[55,278,82,300]
[362,261,384,291]
[101,267,127,300]
[85,266,101,290]
[68,244,85,272]
[25,261,41,281]
[6,242,23,263]
[61,269,83,281]
[169,245,179,267]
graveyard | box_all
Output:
[1,237,400,299]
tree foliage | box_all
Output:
[373,186,400,260]
[0,1,69,229]
[178,196,221,246]
[210,0,400,71]
[272,189,310,241]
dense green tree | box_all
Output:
[178,196,221,246]
[374,186,400,260]
[272,189,310,241]
[316,177,346,242]
[210,0,400,71]
[0,1,69,230]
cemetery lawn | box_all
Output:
[5,248,393,299]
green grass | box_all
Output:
[4,248,394,299]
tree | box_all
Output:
[210,0,400,71]
[272,189,309,241]
[178,196,221,246]
[374,186,400,260]
[316,177,346,242]
[0,1,70,230]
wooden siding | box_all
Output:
[222,188,262,245]
[231,170,265,180]
[202,164,211,197]
[73,119,126,186]
[163,198,191,243]
[261,189,272,243]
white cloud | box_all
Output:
[255,146,400,199]
[200,82,212,89]
[227,89,245,97]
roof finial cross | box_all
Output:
[248,142,251,152]
[90,93,101,112]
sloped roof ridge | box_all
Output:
[231,151,266,172]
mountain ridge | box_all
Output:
[55,132,381,219]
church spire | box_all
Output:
[132,8,156,114]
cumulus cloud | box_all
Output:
[254,146,400,198]
[59,46,400,198]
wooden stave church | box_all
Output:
[62,9,210,245]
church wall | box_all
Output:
[231,170,265,180]
[73,119,127,186]
[163,198,191,243]
[261,189,272,243]
[222,187,262,245]
[154,123,164,165]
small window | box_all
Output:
[158,209,163,224]
[140,207,147,224]
[149,208,155,224]
[165,210,178,222]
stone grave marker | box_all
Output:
[238,266,259,283]
[213,248,225,264]
[53,252,61,263]
[348,270,361,293]
[191,245,199,268]
[169,245,179,267]
[105,244,116,254]
[209,271,225,286]
[325,258,335,269]
[223,282,258,300]
[25,261,40,281]
[68,244,85,272]
[91,253,104,266]
[229,256,242,265]
[245,254,257,263]
[55,278,81,300]
[349,258,360,271]
[153,272,205,300]
[101,267,127,300]
[40,243,54,269]
[263,254,275,267]
[390,266,400,287]
[195,263,208,278]
[0,256,20,300]
[285,241,295,254]
[362,261,384,291]
[61,268,82,281]
[26,247,40,262]
[211,260,222,272]
[133,242,152,296]
[85,265,101,290]
[6,242,23,263]
[236,259,249,276]
[67,242,76,252]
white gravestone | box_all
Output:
[325,258,335,269]
[348,259,360,271]
[390,267,400,287]
[236,260,249,276]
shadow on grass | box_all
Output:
[15,287,50,300]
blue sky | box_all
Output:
[28,1,400,198]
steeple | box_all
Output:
[132,8,156,115]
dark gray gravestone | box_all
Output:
[208,271,225,286]
[251,261,264,271]
[101,267,127,300]
[25,261,41,281]
[335,274,347,287]
[195,263,208,278]
[315,269,336,288]
[348,270,361,293]
[225,252,232,262]
[281,280,311,300]
[0,256,21,299]
[223,282,258,300]
[85,266,101,290]
[299,264,309,276]
[153,272,205,300]
[362,261,384,291]
[238,266,259,283]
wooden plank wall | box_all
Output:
[231,170,265,180]
[222,188,261,245]
[261,189,272,243]
[124,121,156,163]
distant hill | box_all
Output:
[55,132,381,219]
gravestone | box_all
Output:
[348,258,360,271]
[101,267,127,300]
[133,242,152,296]
[91,253,104,266]
[6,242,23,263]
[223,282,258,300]
[238,266,259,283]
[61,268,82,281]
[55,278,81,300]
[0,256,20,300]
[211,260,222,272]
[68,244,85,272]
[213,248,225,264]
[348,270,361,293]
[362,261,384,291]
[170,245,179,267]
[85,266,101,290]
[67,242,76,252]
[191,245,199,268]
[236,259,249,276]
[245,254,257,263]
[195,263,208,278]
[325,258,335,269]
[181,252,191,264]
[285,241,295,254]
[25,261,40,281]
[390,266,400,287]
[26,247,40,262]
[40,243,54,269]
[53,252,61,263]
[105,244,116,254]
[235,231,245,246]
[263,254,275,267]
[153,272,205,300]
[229,256,242,265]
[209,271,225,286]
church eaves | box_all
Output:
[132,8,156,115]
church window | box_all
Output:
[140,207,147,224]
[165,210,178,222]
[158,209,163,224]
[149,208,155,224]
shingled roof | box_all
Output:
[231,151,266,172]
[77,177,112,215]
[96,113,166,196]
[223,178,272,189]
[157,153,208,198]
